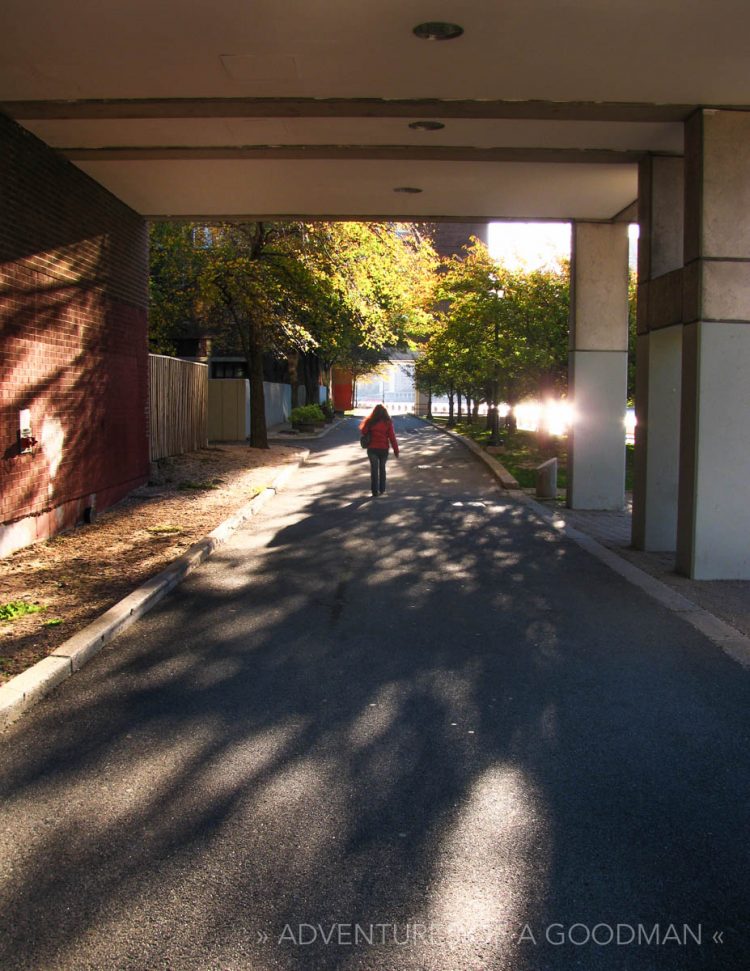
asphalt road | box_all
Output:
[1,416,748,971]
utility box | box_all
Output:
[536,457,558,499]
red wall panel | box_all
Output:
[1,115,149,554]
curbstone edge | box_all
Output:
[0,450,310,732]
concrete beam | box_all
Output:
[0,97,698,123]
[62,144,643,164]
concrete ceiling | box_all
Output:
[1,1,748,221]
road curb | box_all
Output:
[0,450,310,732]
[427,420,750,669]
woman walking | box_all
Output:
[360,405,399,497]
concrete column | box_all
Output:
[632,156,684,551]
[567,222,629,510]
[677,110,750,579]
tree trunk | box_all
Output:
[447,383,455,427]
[321,361,333,404]
[302,352,321,410]
[248,320,269,449]
[427,382,433,420]
[506,403,518,435]
[471,397,479,423]
[457,390,463,422]
[288,351,300,409]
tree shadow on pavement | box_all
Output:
[1,421,748,970]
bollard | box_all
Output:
[536,457,558,498]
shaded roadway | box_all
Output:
[0,417,748,971]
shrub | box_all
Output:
[291,404,326,424]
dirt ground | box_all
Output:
[0,443,305,684]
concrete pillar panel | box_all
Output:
[631,326,682,550]
[632,155,685,552]
[568,351,628,509]
[569,223,630,351]
[567,222,629,509]
[677,109,750,578]
[677,323,750,578]
[649,158,685,278]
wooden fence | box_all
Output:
[149,354,208,461]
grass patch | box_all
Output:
[435,419,636,493]
[146,524,182,535]
[42,618,63,627]
[437,419,568,490]
[0,600,44,621]
[625,443,635,492]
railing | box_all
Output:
[149,354,208,461]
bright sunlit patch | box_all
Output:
[544,399,574,437]
[426,766,548,948]
[514,399,573,436]
[40,416,64,480]
[348,684,401,750]
[514,400,542,432]
[625,408,637,443]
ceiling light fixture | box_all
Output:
[393,186,423,194]
[412,21,464,41]
[408,120,445,131]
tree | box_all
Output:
[199,222,330,448]
[419,237,570,429]
[149,220,439,447]
[628,267,637,402]
[149,223,210,354]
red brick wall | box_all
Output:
[0,114,149,555]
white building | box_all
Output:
[355,353,416,414]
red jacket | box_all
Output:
[363,418,399,455]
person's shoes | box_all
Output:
[379,490,386,495]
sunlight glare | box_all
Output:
[513,399,573,436]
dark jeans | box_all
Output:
[367,449,388,495]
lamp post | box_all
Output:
[489,281,505,446]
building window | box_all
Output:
[212,361,248,379]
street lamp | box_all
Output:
[489,280,505,446]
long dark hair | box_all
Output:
[360,404,391,431]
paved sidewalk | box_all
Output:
[542,496,633,549]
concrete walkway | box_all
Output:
[0,417,748,971]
